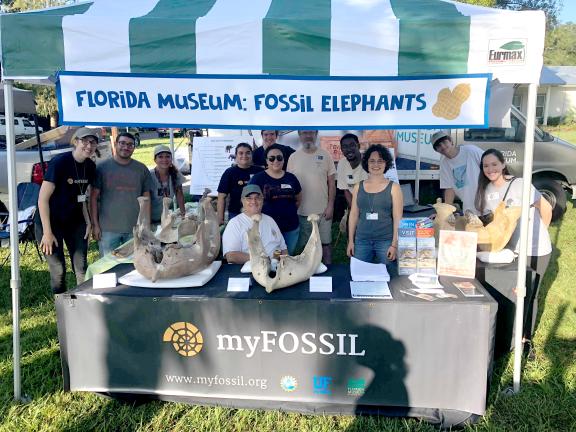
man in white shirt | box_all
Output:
[432,130,483,214]
[222,184,287,264]
[287,130,336,264]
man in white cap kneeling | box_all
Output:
[222,184,287,264]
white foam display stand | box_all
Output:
[118,261,222,288]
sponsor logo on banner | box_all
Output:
[488,39,526,65]
[313,376,332,395]
[163,322,204,357]
[347,378,366,396]
[280,376,298,392]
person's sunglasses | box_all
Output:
[267,155,284,162]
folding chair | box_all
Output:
[0,182,42,266]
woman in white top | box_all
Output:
[475,148,552,351]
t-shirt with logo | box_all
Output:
[287,147,336,216]
[94,158,154,233]
[249,171,302,232]
[439,145,483,214]
[217,165,263,215]
[336,158,368,193]
[222,212,286,258]
[43,151,96,225]
[484,178,551,256]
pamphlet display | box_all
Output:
[416,218,436,274]
[398,218,418,275]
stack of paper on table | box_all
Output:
[349,257,392,299]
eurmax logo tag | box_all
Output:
[488,40,526,65]
[163,322,204,357]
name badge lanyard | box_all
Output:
[366,190,378,220]
[73,160,87,202]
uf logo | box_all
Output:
[313,376,332,395]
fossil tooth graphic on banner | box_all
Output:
[432,83,471,120]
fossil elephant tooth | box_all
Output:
[133,193,220,282]
[248,213,323,293]
[465,201,521,252]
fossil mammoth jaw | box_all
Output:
[464,201,521,252]
[248,213,323,293]
[133,195,220,281]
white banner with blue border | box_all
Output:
[57,71,490,129]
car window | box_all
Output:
[464,114,527,143]
[23,120,32,127]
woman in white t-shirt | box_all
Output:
[475,148,552,352]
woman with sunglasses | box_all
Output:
[249,144,302,254]
[347,145,403,276]
[36,128,99,294]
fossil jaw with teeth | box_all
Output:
[133,191,220,281]
[247,213,322,293]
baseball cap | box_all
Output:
[241,184,262,198]
[72,127,100,144]
[153,145,172,158]
[431,130,451,148]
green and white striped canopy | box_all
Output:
[1,0,544,83]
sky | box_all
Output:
[559,2,576,24]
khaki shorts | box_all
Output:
[297,215,332,249]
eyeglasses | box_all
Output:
[78,137,98,147]
[244,194,262,201]
[117,140,135,148]
[267,155,284,162]
[368,159,385,165]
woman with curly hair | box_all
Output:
[347,145,403,275]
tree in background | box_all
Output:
[544,23,576,65]
[495,0,562,28]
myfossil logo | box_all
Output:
[163,322,204,357]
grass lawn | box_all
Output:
[543,125,576,145]
[0,199,575,430]
[131,135,190,168]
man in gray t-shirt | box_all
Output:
[90,132,153,256]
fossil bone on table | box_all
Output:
[464,201,521,252]
[247,214,323,293]
[132,192,220,282]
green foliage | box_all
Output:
[458,0,497,6]
[545,23,576,65]
[4,0,67,12]
[496,0,562,28]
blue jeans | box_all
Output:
[354,238,397,277]
[99,231,132,257]
[282,227,300,255]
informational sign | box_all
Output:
[57,71,490,129]
[437,231,478,279]
[190,136,247,196]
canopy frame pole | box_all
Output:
[415,130,421,202]
[512,82,538,393]
[3,79,22,401]
[169,128,176,211]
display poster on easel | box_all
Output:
[437,230,478,279]
[190,136,247,196]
